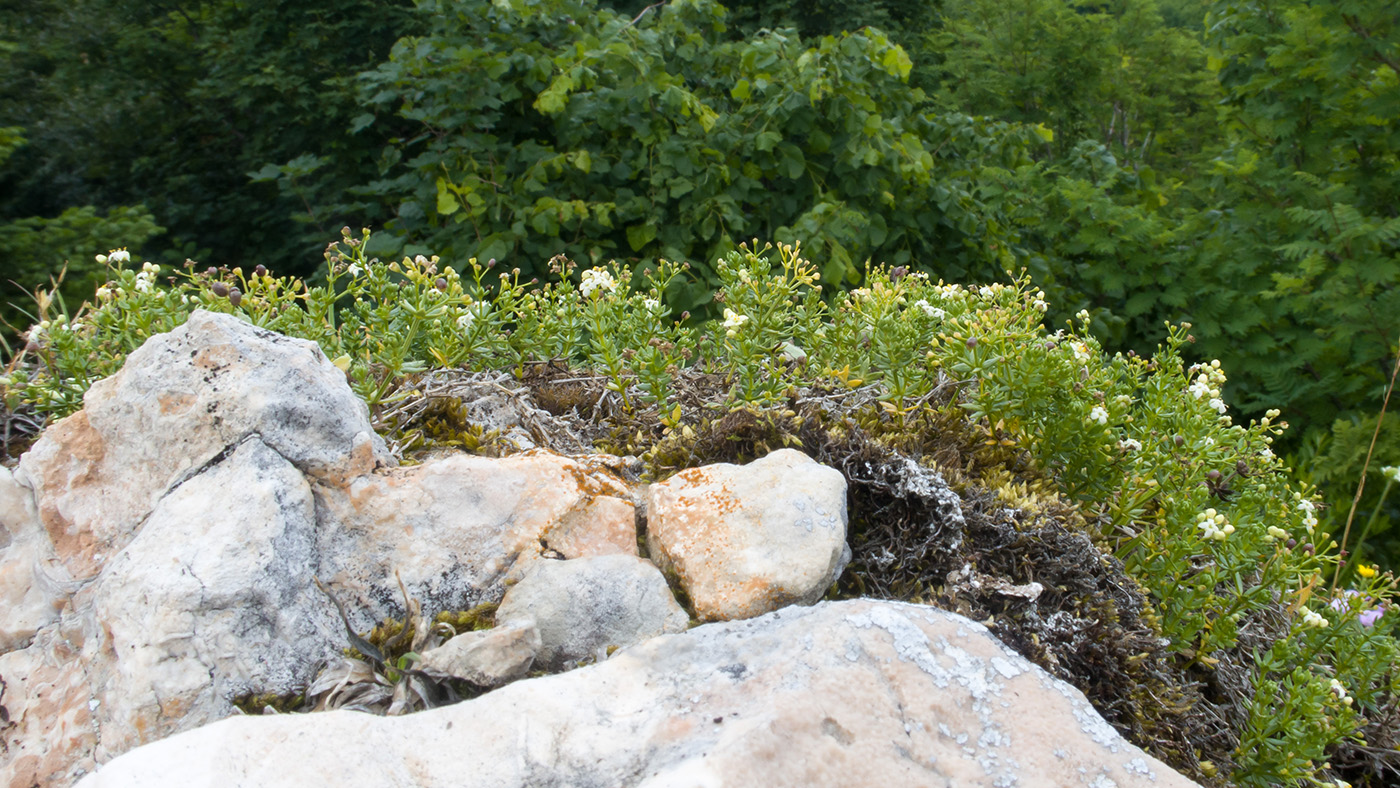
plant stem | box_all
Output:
[1331,333,1400,593]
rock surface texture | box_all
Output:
[647,448,850,621]
[75,600,1200,788]
[494,553,689,670]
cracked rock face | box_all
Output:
[75,600,1201,788]
[647,448,850,621]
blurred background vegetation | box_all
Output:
[2,0,1397,565]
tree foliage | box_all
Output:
[355,0,1038,310]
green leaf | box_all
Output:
[731,79,751,101]
[435,179,460,216]
[627,223,657,251]
[880,46,913,82]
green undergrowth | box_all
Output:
[3,231,1398,787]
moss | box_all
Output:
[231,691,305,715]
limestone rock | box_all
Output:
[2,437,343,786]
[75,600,1202,788]
[311,450,636,617]
[647,447,848,621]
[495,554,688,670]
[415,618,540,687]
[12,310,389,581]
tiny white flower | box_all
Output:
[723,308,748,337]
[1208,397,1227,415]
[1071,342,1090,362]
[1088,405,1109,425]
[642,298,660,312]
[1382,466,1400,484]
[108,249,131,264]
[1301,609,1328,629]
[579,267,617,298]
[1260,447,1275,460]
[914,299,945,319]
[456,312,475,329]
[1119,438,1142,452]
[346,262,363,277]
[1189,378,1211,399]
[96,286,113,300]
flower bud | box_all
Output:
[254,264,267,277]
[435,277,448,292]
[206,267,219,278]
[228,287,243,307]
[212,282,229,297]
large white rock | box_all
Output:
[647,448,849,621]
[11,310,389,582]
[495,554,689,670]
[1,437,341,786]
[74,600,1202,788]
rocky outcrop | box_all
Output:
[75,600,1198,788]
[0,312,642,786]
[647,448,849,621]
[0,311,1202,788]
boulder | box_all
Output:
[647,448,849,621]
[11,310,390,582]
[2,437,342,786]
[415,618,541,687]
[73,600,1202,788]
[311,451,636,616]
[495,554,688,670]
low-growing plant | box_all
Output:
[3,231,1397,787]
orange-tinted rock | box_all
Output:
[647,448,848,621]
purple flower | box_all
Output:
[1331,590,1386,628]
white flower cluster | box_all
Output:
[913,299,945,319]
[1031,289,1048,312]
[1088,405,1109,425]
[722,308,748,337]
[1196,508,1235,541]
[1188,360,1229,414]
[579,267,617,298]
[1383,465,1400,484]
[642,297,661,312]
[1118,438,1142,452]
[95,248,131,265]
[1302,608,1329,629]
[1296,497,1319,532]
[134,261,160,293]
